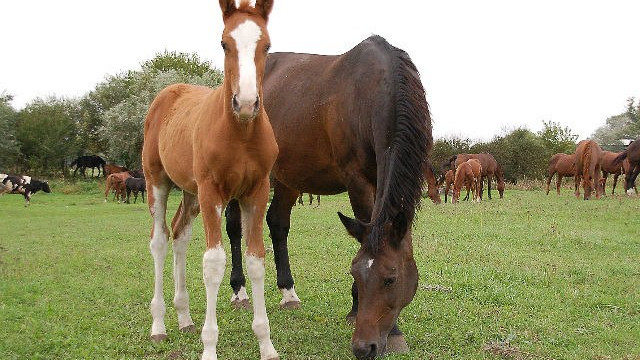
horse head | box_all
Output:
[219,0,273,121]
[338,211,418,360]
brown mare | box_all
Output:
[454,153,505,200]
[225,35,431,359]
[599,151,624,194]
[141,1,278,359]
[439,169,455,203]
[424,161,441,204]
[545,153,577,195]
[614,137,640,195]
[452,159,481,203]
[104,172,131,202]
[574,140,603,200]
[104,163,128,176]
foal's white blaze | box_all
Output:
[150,186,169,337]
[202,246,227,360]
[246,254,279,360]
[230,20,262,106]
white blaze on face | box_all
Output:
[230,19,262,106]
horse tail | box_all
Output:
[369,36,432,251]
[613,150,628,166]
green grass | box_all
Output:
[0,181,639,359]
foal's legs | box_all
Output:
[226,199,251,309]
[170,191,200,333]
[612,173,619,194]
[148,181,171,341]
[556,175,563,195]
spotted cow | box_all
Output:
[1,174,51,206]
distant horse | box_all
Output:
[104,164,128,176]
[1,174,51,206]
[613,137,640,194]
[574,140,603,200]
[128,169,145,179]
[104,172,131,202]
[622,158,639,194]
[452,160,481,203]
[125,177,146,204]
[71,155,106,178]
[599,151,624,194]
[297,193,320,206]
[545,153,577,195]
[438,169,455,203]
[455,153,505,199]
[224,35,431,358]
[141,1,279,359]
[424,161,441,204]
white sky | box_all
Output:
[1,0,639,141]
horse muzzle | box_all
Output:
[352,339,382,360]
[232,94,260,120]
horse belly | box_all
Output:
[158,127,198,194]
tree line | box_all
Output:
[1,51,638,182]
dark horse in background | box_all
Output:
[614,137,640,194]
[226,35,431,359]
[71,155,106,178]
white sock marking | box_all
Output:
[149,186,169,337]
[173,222,194,329]
[202,247,226,360]
[246,254,279,359]
[231,286,250,303]
[279,286,301,306]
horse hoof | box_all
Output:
[180,325,197,333]
[231,299,251,310]
[150,334,168,342]
[279,300,300,309]
[385,334,409,354]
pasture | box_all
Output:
[0,183,639,359]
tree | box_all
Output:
[538,120,578,155]
[591,97,640,147]
[0,92,21,171]
[431,136,472,172]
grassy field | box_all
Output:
[0,180,639,360]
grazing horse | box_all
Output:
[225,35,431,359]
[613,138,640,194]
[599,151,624,194]
[622,158,639,194]
[438,169,455,203]
[71,155,106,177]
[452,160,481,203]
[545,153,577,195]
[141,1,278,359]
[125,177,146,204]
[104,172,131,202]
[424,161,441,204]
[1,174,51,205]
[104,164,128,176]
[574,140,603,200]
[455,153,505,200]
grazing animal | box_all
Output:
[104,164,129,176]
[622,158,639,194]
[452,161,480,203]
[141,1,279,359]
[224,35,431,358]
[424,161,441,204]
[613,138,640,194]
[104,172,131,202]
[70,155,106,177]
[125,177,146,204]
[574,140,603,200]
[438,169,455,203]
[1,174,51,205]
[599,151,624,194]
[545,153,577,195]
[455,153,505,200]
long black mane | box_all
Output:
[367,36,432,253]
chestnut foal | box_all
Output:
[141,1,278,359]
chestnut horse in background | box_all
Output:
[225,35,431,359]
[455,153,505,200]
[574,140,603,200]
[545,153,576,195]
[104,164,128,176]
[141,1,279,359]
[104,172,131,202]
[599,151,624,194]
[452,161,477,203]
[424,161,441,204]
[614,137,640,194]
[439,169,455,203]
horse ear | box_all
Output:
[254,0,274,21]
[338,212,364,243]
[219,0,237,20]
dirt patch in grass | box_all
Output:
[483,340,554,360]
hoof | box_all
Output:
[385,334,409,354]
[150,333,168,342]
[180,324,197,333]
[231,299,251,310]
[279,301,300,309]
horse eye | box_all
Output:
[383,277,396,287]
[265,43,271,53]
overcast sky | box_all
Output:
[1,0,639,141]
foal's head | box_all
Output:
[219,0,273,121]
[338,212,418,360]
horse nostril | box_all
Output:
[232,94,240,112]
[368,343,377,358]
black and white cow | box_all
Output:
[0,174,51,206]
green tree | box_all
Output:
[0,92,21,171]
[142,50,215,77]
[431,136,472,172]
[538,120,578,155]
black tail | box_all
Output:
[613,150,628,166]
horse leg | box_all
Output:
[126,188,131,204]
[240,179,279,360]
[627,165,640,195]
[556,176,562,195]
[147,181,171,342]
[198,185,226,360]
[595,165,603,199]
[265,179,301,308]
[226,199,250,309]
[487,175,492,200]
[574,174,581,198]
[170,191,200,333]
[612,173,619,194]
[545,174,553,195]
[601,172,608,195]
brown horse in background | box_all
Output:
[614,137,640,194]
[439,169,455,203]
[104,164,128,176]
[424,161,441,204]
[104,172,131,202]
[452,161,475,203]
[141,1,279,359]
[455,153,505,199]
[574,140,603,200]
[545,153,576,195]
[599,151,624,194]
